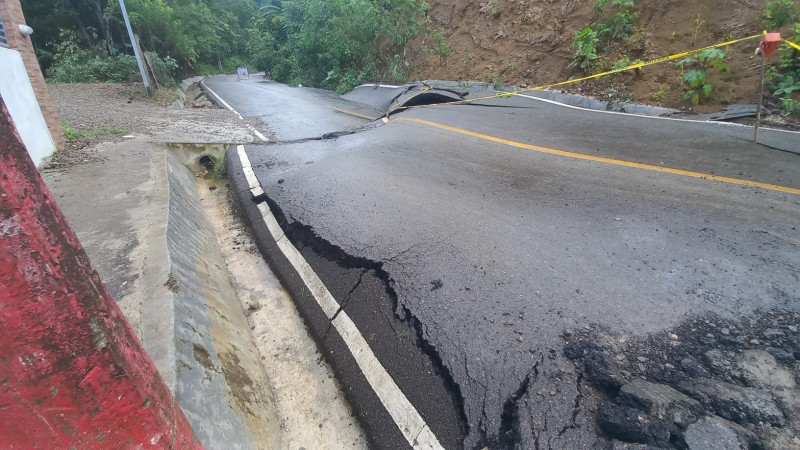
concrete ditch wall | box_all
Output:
[165,150,280,449]
[172,76,211,109]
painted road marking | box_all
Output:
[236,149,443,450]
[201,81,270,142]
[237,144,266,198]
[396,117,800,196]
[514,94,800,136]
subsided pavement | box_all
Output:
[209,74,800,449]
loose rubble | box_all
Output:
[563,310,800,449]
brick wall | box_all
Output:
[0,0,66,150]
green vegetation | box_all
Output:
[611,56,641,71]
[592,0,640,45]
[606,84,632,103]
[428,29,453,61]
[763,0,800,29]
[26,0,431,93]
[492,74,503,91]
[675,48,729,105]
[64,125,130,142]
[597,10,638,42]
[765,15,800,116]
[571,27,600,70]
[203,152,227,179]
[24,0,259,83]
[46,31,177,83]
[651,84,668,102]
[690,14,705,46]
[248,0,429,93]
[482,0,500,18]
[387,54,410,84]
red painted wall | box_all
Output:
[0,96,202,449]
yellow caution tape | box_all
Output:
[783,39,800,52]
[390,34,763,113]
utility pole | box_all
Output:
[754,48,765,144]
[118,0,151,96]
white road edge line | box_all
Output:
[515,93,800,135]
[353,82,409,89]
[236,147,443,450]
[201,80,270,142]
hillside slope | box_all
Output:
[410,0,780,113]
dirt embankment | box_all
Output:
[410,0,779,113]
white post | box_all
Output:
[118,0,151,97]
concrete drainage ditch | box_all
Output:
[162,143,281,449]
[171,77,217,110]
[164,142,367,449]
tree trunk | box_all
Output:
[65,0,95,50]
[73,14,95,49]
[92,0,115,55]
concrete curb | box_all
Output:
[225,147,415,450]
[163,150,281,449]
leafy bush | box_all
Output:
[248,0,427,94]
[571,27,600,69]
[763,0,800,29]
[780,97,800,116]
[611,56,631,70]
[768,72,800,115]
[387,54,409,83]
[765,23,800,117]
[594,0,640,44]
[675,48,729,105]
[431,29,453,60]
[26,0,258,78]
[47,29,177,83]
[651,84,668,101]
[247,27,277,74]
[597,11,639,41]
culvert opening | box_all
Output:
[199,154,214,170]
[165,142,233,179]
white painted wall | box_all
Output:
[0,46,55,167]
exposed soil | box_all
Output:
[411,0,796,114]
[45,82,263,171]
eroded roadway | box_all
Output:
[205,75,800,449]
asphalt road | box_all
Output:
[206,75,800,449]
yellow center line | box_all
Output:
[395,117,800,196]
[306,99,378,120]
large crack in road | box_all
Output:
[263,195,470,448]
[217,76,800,449]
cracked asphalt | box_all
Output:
[207,74,800,449]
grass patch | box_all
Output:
[64,125,130,143]
[203,152,227,179]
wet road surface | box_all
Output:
[207,75,800,449]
